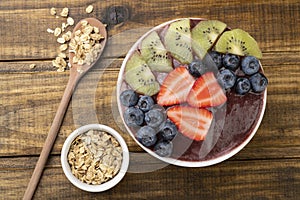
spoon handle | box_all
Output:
[23,76,77,200]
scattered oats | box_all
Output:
[60,7,69,17]
[57,37,66,44]
[50,7,57,16]
[57,56,67,67]
[52,56,67,72]
[57,67,65,72]
[52,59,58,68]
[29,64,36,69]
[61,22,68,32]
[62,31,72,42]
[67,130,123,185]
[54,27,62,37]
[58,52,67,58]
[59,44,68,51]
[67,17,74,26]
[85,5,94,13]
[47,28,54,34]
[65,30,72,36]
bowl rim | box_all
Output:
[61,124,129,192]
[116,17,267,167]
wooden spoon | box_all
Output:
[23,18,107,200]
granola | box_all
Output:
[86,5,94,13]
[60,7,69,17]
[67,130,123,185]
[54,27,62,37]
[69,20,104,66]
[47,28,54,34]
[50,7,56,16]
[67,17,75,26]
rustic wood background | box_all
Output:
[0,0,299,199]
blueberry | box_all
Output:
[235,77,251,95]
[124,107,144,126]
[159,120,178,141]
[217,69,236,90]
[136,126,157,147]
[223,53,240,71]
[208,51,223,69]
[138,96,154,112]
[145,109,165,128]
[241,56,260,75]
[187,60,208,78]
[154,141,173,157]
[120,89,139,107]
[250,73,268,93]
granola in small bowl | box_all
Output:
[61,124,129,192]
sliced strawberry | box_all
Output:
[167,105,213,141]
[187,72,227,108]
[157,66,195,106]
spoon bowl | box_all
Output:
[69,18,107,77]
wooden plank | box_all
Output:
[0,57,299,159]
[0,156,299,199]
[0,1,300,60]
[1,51,300,72]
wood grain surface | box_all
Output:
[0,0,299,199]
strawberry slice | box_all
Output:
[187,72,227,108]
[167,106,213,141]
[157,67,195,106]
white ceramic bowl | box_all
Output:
[61,124,129,192]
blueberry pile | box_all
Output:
[217,52,268,95]
[120,90,179,157]
[188,51,268,95]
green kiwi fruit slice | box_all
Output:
[125,51,160,96]
[192,20,227,59]
[140,31,173,72]
[164,19,193,64]
[215,29,262,59]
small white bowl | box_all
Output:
[61,124,129,192]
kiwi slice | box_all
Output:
[125,51,160,96]
[140,31,173,72]
[192,20,227,58]
[215,29,262,59]
[164,19,193,64]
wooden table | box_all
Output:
[1,0,299,199]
